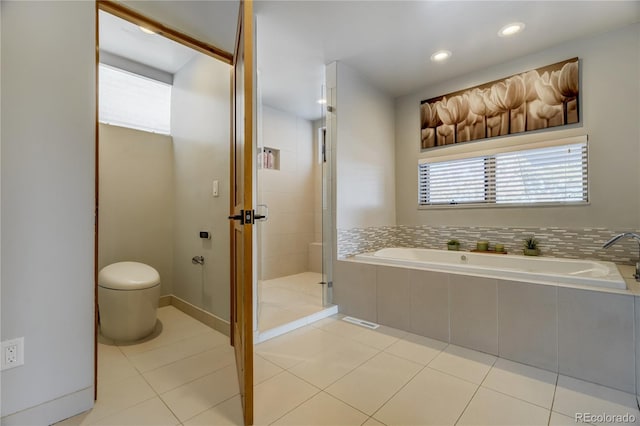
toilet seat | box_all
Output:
[98,261,160,290]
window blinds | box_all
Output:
[419,141,588,206]
[99,64,172,135]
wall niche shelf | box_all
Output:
[258,147,280,170]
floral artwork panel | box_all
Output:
[420,58,579,150]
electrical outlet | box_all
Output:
[2,337,24,370]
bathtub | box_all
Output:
[354,247,626,290]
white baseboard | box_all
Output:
[1,386,93,426]
[159,294,171,307]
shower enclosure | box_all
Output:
[254,85,335,335]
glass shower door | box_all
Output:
[321,85,335,307]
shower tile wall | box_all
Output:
[259,106,316,280]
[337,225,639,265]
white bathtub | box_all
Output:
[354,247,626,290]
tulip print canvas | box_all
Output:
[420,58,579,150]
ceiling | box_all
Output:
[100,1,639,121]
[99,10,198,75]
[121,0,239,54]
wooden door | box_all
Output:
[230,0,254,424]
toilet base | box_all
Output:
[98,284,160,342]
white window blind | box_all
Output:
[419,141,588,207]
[418,157,486,205]
[99,64,171,135]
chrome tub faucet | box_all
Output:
[602,232,640,281]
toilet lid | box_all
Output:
[98,262,160,290]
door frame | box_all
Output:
[94,0,234,400]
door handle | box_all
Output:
[228,210,252,224]
[228,209,265,224]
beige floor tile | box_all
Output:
[90,375,156,424]
[315,317,370,340]
[260,286,319,306]
[553,375,640,426]
[289,338,379,389]
[259,303,325,331]
[254,354,284,385]
[144,344,235,393]
[549,411,586,425]
[255,326,345,369]
[118,318,212,357]
[482,358,557,409]
[457,387,549,425]
[272,391,369,426]
[362,417,386,425]
[88,297,640,426]
[253,371,320,425]
[265,272,323,291]
[91,397,180,426]
[384,332,447,365]
[128,330,229,373]
[183,395,244,426]
[428,344,496,384]
[352,325,408,350]
[374,367,477,426]
[97,344,139,387]
[311,314,345,329]
[325,352,422,415]
[259,272,325,331]
[52,411,92,425]
[156,306,210,333]
[114,307,211,356]
[160,364,240,422]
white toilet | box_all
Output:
[98,261,161,342]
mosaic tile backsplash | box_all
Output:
[337,225,640,265]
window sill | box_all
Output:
[418,201,589,210]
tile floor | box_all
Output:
[258,272,325,331]
[57,306,640,425]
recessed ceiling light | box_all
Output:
[139,26,156,35]
[498,22,525,37]
[430,50,452,62]
[317,99,327,104]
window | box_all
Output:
[418,139,588,207]
[99,64,171,135]
[418,157,486,205]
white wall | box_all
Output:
[395,24,640,230]
[336,62,396,230]
[0,0,4,414]
[258,106,315,279]
[98,124,174,296]
[171,54,231,321]
[1,1,95,423]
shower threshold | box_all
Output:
[254,304,338,343]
